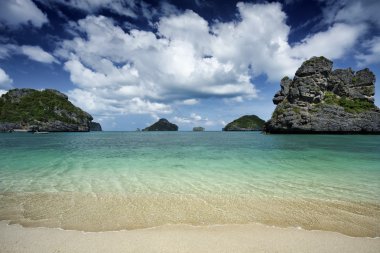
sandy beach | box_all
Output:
[1,221,379,253]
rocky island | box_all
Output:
[143,118,178,131]
[223,115,265,131]
[265,56,380,134]
[0,88,102,132]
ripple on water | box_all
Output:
[0,132,379,235]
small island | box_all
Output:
[143,118,178,131]
[0,88,102,132]
[193,127,205,131]
[265,56,380,134]
[223,115,265,131]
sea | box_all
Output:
[0,132,379,237]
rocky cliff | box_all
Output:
[223,115,265,131]
[265,56,380,133]
[0,88,102,132]
[143,118,178,131]
[89,122,102,131]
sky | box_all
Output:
[0,0,380,131]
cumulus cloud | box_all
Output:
[56,2,365,118]
[291,23,366,60]
[0,68,13,90]
[0,0,48,28]
[0,44,58,64]
[21,45,59,64]
[57,11,258,115]
[67,88,172,116]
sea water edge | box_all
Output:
[0,132,379,237]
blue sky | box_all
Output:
[0,0,380,131]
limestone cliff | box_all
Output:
[0,88,102,132]
[265,56,380,133]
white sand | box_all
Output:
[0,221,379,253]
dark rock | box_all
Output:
[143,118,178,131]
[89,122,102,131]
[266,56,380,134]
[0,122,21,132]
[0,88,99,132]
[273,77,292,105]
[295,56,332,77]
[223,115,265,131]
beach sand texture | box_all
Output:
[1,221,380,253]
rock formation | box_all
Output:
[89,122,102,131]
[223,115,265,131]
[265,56,380,133]
[0,88,102,132]
[193,127,205,131]
[143,118,178,131]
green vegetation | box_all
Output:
[323,91,375,113]
[324,91,340,104]
[292,107,301,114]
[224,115,265,131]
[272,108,284,118]
[0,89,91,124]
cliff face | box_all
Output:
[0,88,102,132]
[223,115,265,131]
[266,56,380,133]
[143,118,178,131]
[89,122,102,131]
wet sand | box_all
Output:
[1,192,379,237]
[1,221,380,253]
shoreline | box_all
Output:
[1,221,379,253]
[1,192,379,237]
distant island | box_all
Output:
[143,118,178,131]
[0,88,102,132]
[193,127,205,131]
[265,56,380,134]
[223,115,265,131]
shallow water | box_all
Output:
[0,132,379,236]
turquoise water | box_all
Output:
[0,132,379,236]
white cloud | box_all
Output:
[0,0,48,28]
[57,12,258,116]
[356,36,380,66]
[67,88,172,116]
[20,45,59,64]
[190,113,202,121]
[1,44,58,64]
[0,68,13,90]
[173,116,191,124]
[291,23,366,60]
[182,99,199,105]
[56,2,365,118]
[173,113,215,126]
[0,90,8,96]
[321,0,380,28]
